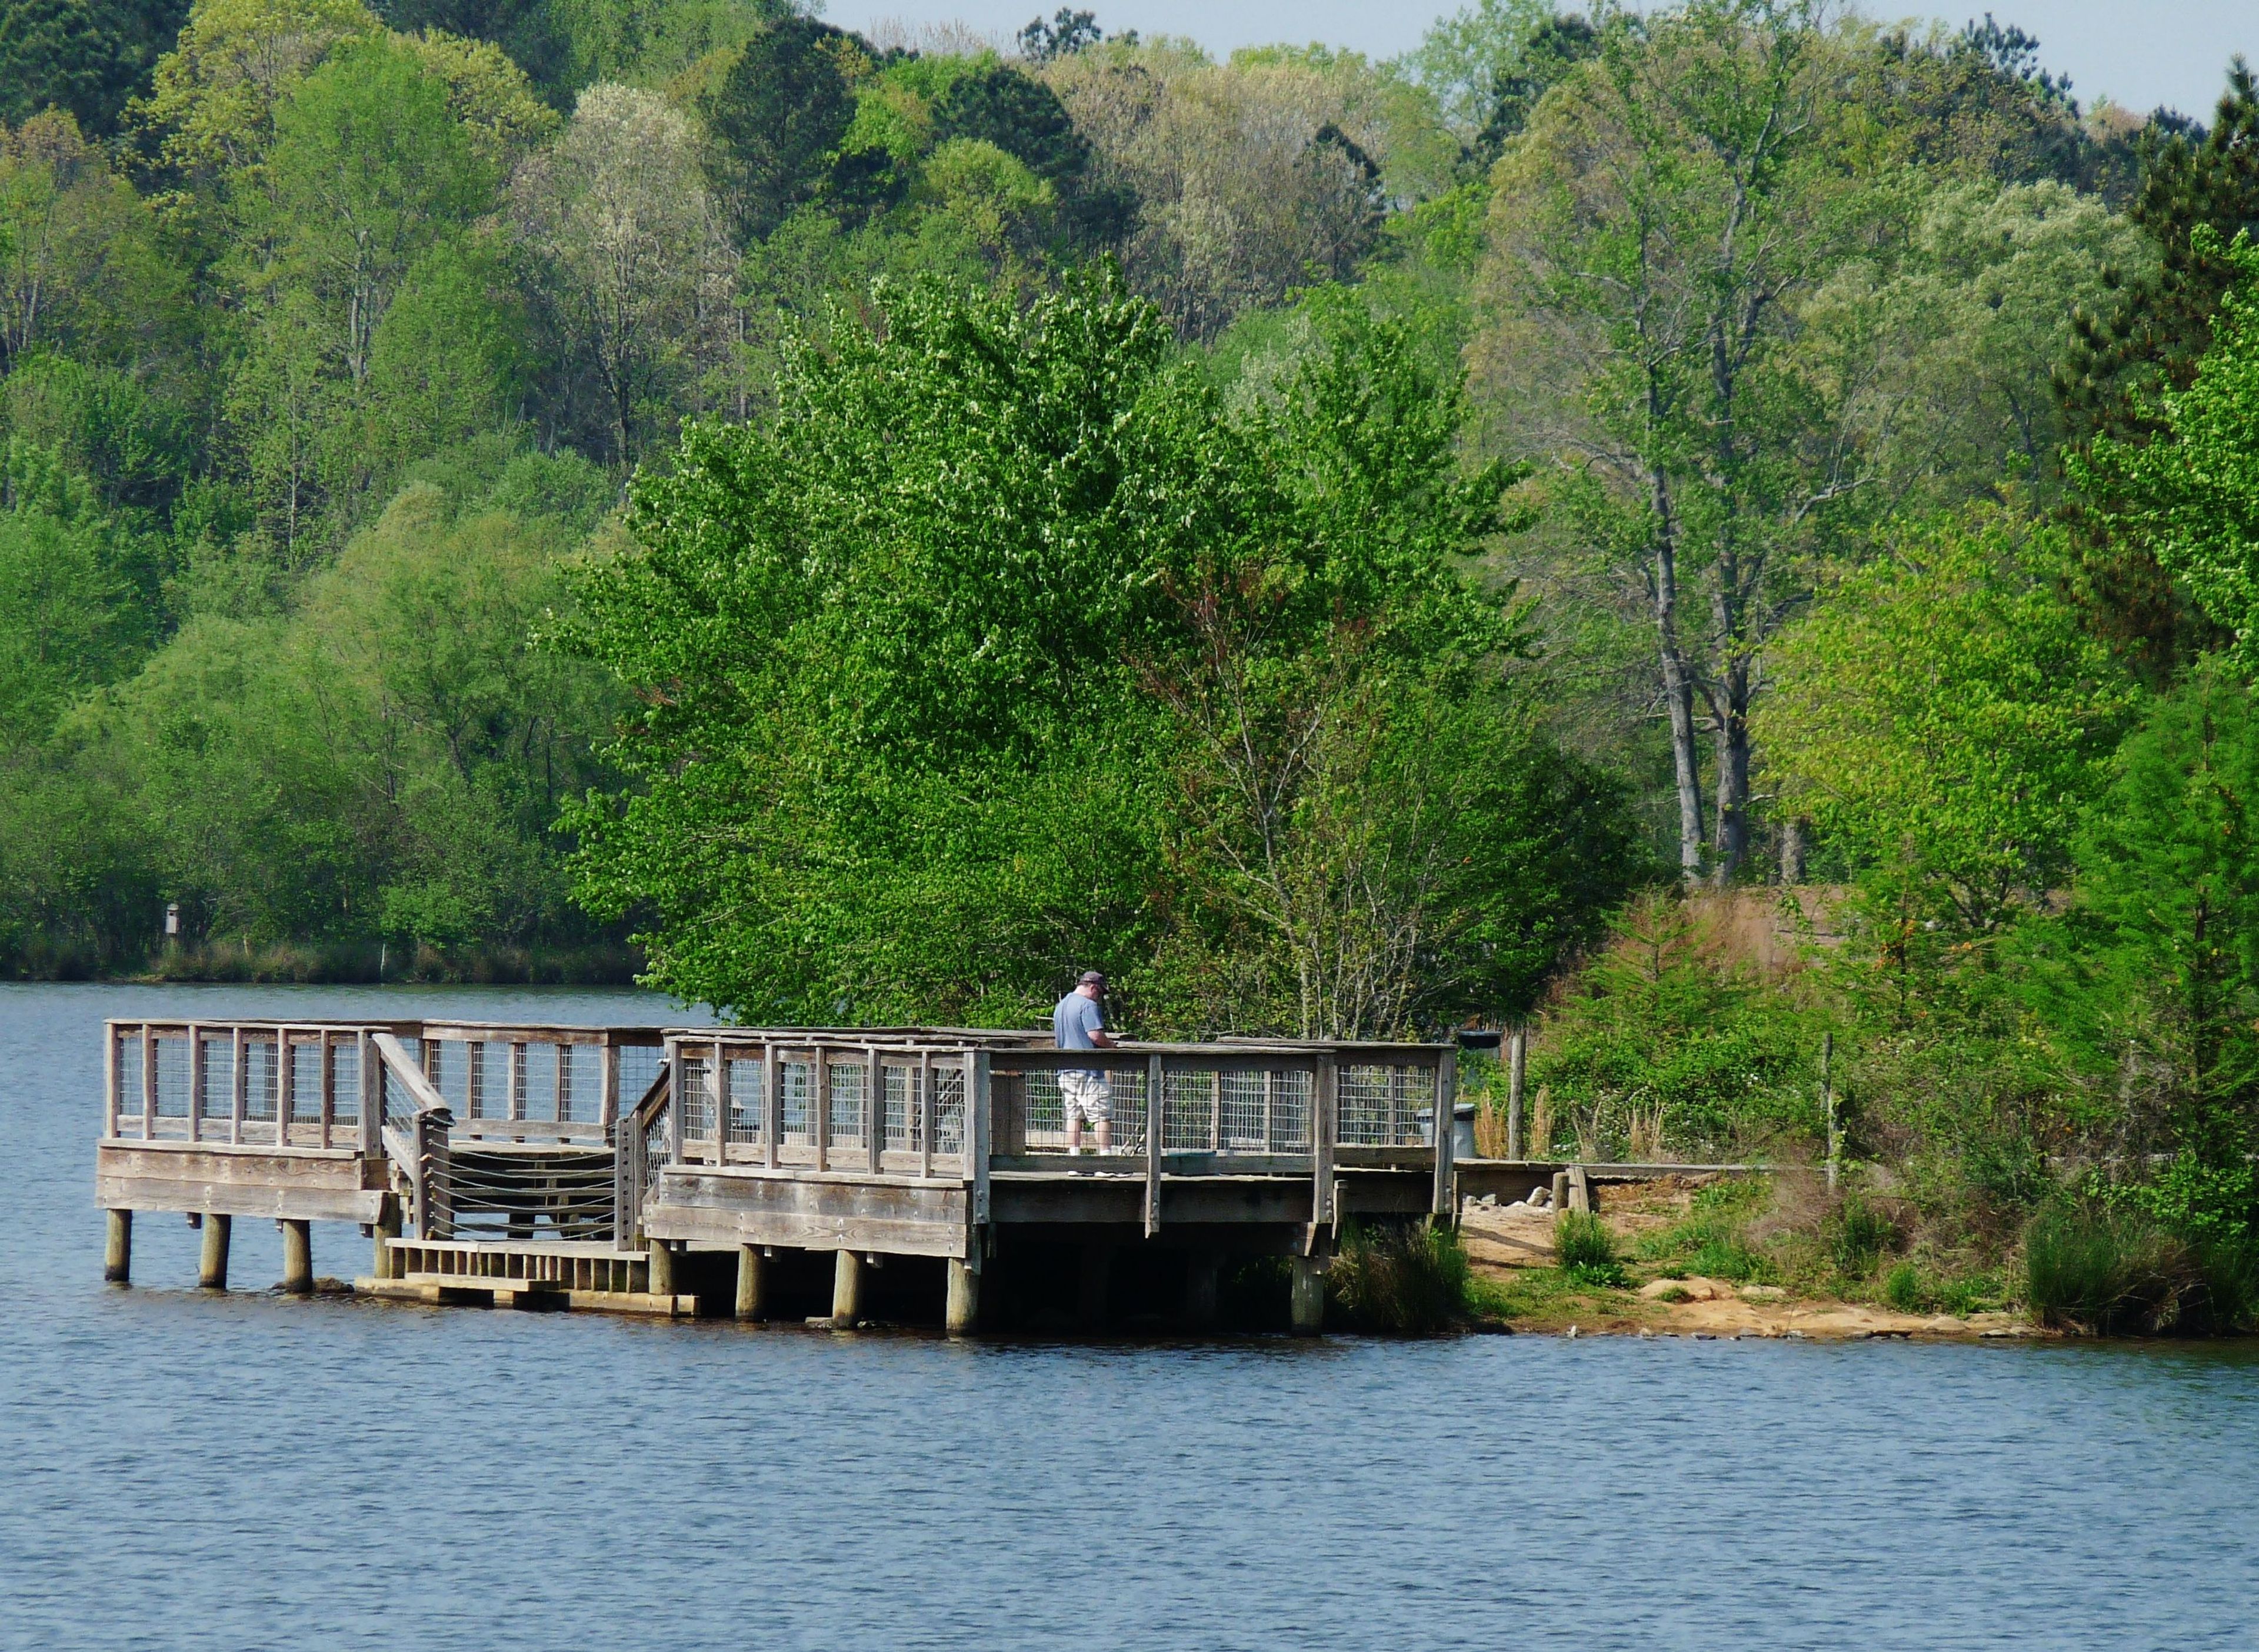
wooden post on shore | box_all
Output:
[735,1244,764,1320]
[198,1213,231,1290]
[281,1219,313,1293]
[831,1249,864,1324]
[945,1257,979,1336]
[104,1209,132,1283]
[1289,1254,1325,1335]
[1506,1026,1527,1160]
[1822,1032,1839,1196]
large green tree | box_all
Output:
[565,271,1636,1030]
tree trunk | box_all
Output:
[1711,657,1751,883]
[1650,472,1705,879]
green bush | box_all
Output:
[1328,1222,1469,1335]
[1882,1261,1923,1311]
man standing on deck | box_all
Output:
[1054,970,1118,1153]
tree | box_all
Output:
[932,62,1130,252]
[131,0,383,192]
[1406,0,1550,137]
[1757,516,2138,936]
[1017,8,1099,65]
[1800,179,2151,513]
[2058,61,2259,673]
[564,271,1632,1029]
[1484,0,1859,883]
[0,0,190,135]
[2078,228,2259,665]
[697,15,855,247]
[511,82,732,465]
[1042,40,1412,339]
[2024,665,2259,1243]
[0,109,188,379]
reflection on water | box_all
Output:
[5,984,2257,1651]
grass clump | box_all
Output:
[1824,1193,1902,1277]
[1882,1260,2008,1316]
[1553,1210,1628,1288]
[1634,1177,1778,1283]
[1330,1221,1469,1334]
[2017,1205,2259,1334]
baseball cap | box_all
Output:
[1077,970,1105,986]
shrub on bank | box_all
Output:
[1553,1210,1628,1287]
[1329,1222,1469,1335]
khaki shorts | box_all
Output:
[1060,1071,1112,1126]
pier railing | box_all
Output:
[659,1032,982,1178]
[102,1020,1459,1241]
[104,1020,397,1152]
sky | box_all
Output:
[828,1,2255,122]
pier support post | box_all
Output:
[1289,1255,1325,1336]
[831,1250,865,1325]
[198,1213,232,1290]
[1551,1170,1570,1212]
[945,1257,980,1336]
[1077,1244,1111,1330]
[104,1209,132,1283]
[735,1245,765,1320]
[647,1239,676,1297]
[281,1219,313,1294]
[372,1195,401,1281]
[1184,1253,1220,1330]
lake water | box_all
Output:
[5,982,2257,1650]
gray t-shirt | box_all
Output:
[1053,992,1106,1076]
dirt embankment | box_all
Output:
[1459,1179,2041,1341]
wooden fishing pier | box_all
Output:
[95,1018,1475,1333]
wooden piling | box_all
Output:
[945,1257,979,1336]
[198,1213,231,1290]
[1289,1254,1325,1335]
[735,1244,765,1320]
[1184,1252,1220,1330]
[1568,1164,1591,1214]
[647,1238,676,1296]
[1077,1243,1110,1330]
[1551,1170,1570,1211]
[104,1209,132,1283]
[831,1249,864,1324]
[373,1194,401,1280]
[281,1219,313,1293]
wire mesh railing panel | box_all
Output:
[286,1043,324,1124]
[1266,1069,1312,1150]
[933,1065,966,1157]
[153,1036,191,1118]
[617,1044,662,1109]
[1337,1063,1434,1147]
[726,1057,764,1145]
[335,1041,361,1124]
[1220,1070,1267,1150]
[197,1039,234,1123]
[679,1056,714,1143]
[244,1040,279,1122]
[882,1063,920,1153]
[779,1059,814,1147]
[1162,1070,1218,1152]
[827,1059,868,1152]
[114,1034,144,1131]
